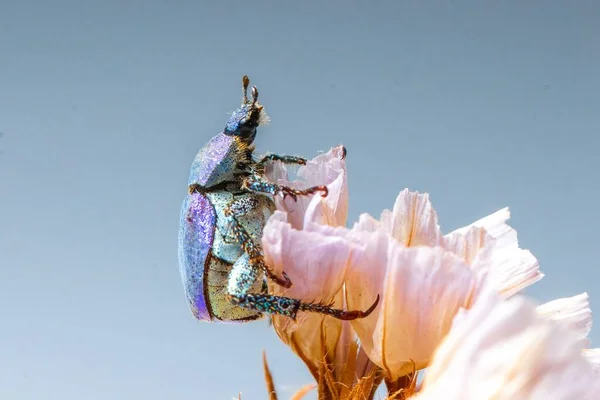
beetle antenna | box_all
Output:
[251,86,259,106]
[242,75,250,104]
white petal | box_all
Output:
[262,211,351,374]
[537,293,592,347]
[444,225,490,266]
[450,207,512,243]
[262,154,290,182]
[477,248,542,297]
[353,213,381,233]
[380,189,444,247]
[583,348,600,374]
[352,190,444,247]
[272,303,344,377]
[342,230,391,359]
[415,291,600,400]
[454,208,543,297]
[266,146,348,230]
[345,237,479,379]
[262,212,351,302]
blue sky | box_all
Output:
[1,1,599,399]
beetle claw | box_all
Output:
[269,270,293,288]
[340,146,347,160]
[281,189,298,202]
[319,185,329,198]
[280,271,293,288]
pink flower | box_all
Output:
[344,190,542,379]
[342,230,481,379]
[413,290,600,399]
[264,145,348,229]
[262,146,356,379]
[262,147,544,382]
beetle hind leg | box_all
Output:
[225,254,380,321]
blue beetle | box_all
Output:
[178,76,379,322]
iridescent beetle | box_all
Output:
[178,76,379,322]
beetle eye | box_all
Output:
[224,105,261,141]
[237,119,257,139]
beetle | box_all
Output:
[178,76,379,322]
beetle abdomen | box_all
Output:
[178,191,216,321]
[204,254,263,323]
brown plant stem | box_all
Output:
[384,371,417,400]
[290,384,317,400]
[263,351,278,400]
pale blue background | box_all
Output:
[1,1,599,399]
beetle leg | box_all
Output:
[225,253,380,321]
[258,154,307,166]
[242,173,328,202]
[223,200,292,289]
[258,146,347,166]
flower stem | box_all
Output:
[262,351,278,400]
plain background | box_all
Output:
[1,1,599,399]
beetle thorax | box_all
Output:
[187,133,249,188]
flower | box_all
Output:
[354,191,542,298]
[264,145,348,230]
[343,189,543,379]
[343,231,481,379]
[262,147,544,382]
[254,145,597,400]
[262,146,355,379]
[412,290,600,399]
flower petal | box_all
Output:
[583,348,600,374]
[443,224,490,266]
[353,213,381,233]
[264,145,348,230]
[448,208,543,297]
[344,232,479,379]
[474,246,542,298]
[414,291,600,400]
[537,293,592,348]
[449,207,512,243]
[262,211,350,302]
[262,211,353,374]
[358,189,443,248]
[272,303,345,379]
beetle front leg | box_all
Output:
[242,173,328,202]
[259,146,347,165]
[223,199,292,288]
[226,253,380,321]
[258,154,307,166]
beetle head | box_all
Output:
[223,75,270,143]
